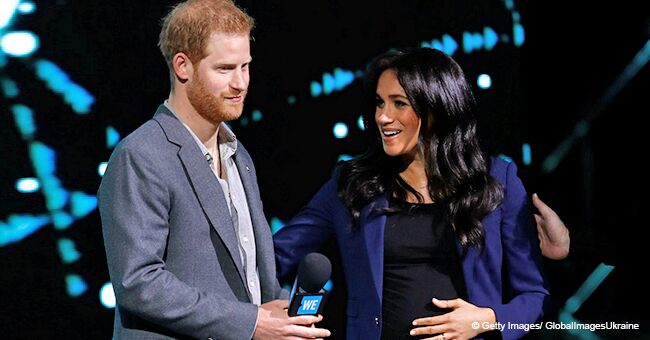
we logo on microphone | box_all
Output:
[297,296,323,315]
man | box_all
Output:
[98,0,330,338]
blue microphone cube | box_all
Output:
[297,295,323,315]
[288,291,328,316]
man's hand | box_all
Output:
[253,299,331,340]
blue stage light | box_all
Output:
[270,217,285,235]
[106,126,120,148]
[333,122,348,139]
[338,154,353,162]
[0,214,50,247]
[98,162,108,177]
[100,282,116,308]
[16,177,40,193]
[310,81,322,97]
[522,143,532,166]
[12,104,36,138]
[17,2,36,14]
[1,77,19,97]
[65,274,88,297]
[0,0,20,29]
[70,191,97,218]
[477,74,492,89]
[57,238,81,264]
[0,31,39,57]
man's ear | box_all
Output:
[172,52,193,82]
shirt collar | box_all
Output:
[164,100,239,161]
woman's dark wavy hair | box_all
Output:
[338,48,503,250]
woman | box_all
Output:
[274,48,548,340]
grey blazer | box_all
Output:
[99,105,284,339]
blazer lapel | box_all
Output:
[233,152,276,301]
[361,196,388,301]
[152,105,246,284]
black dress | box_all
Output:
[381,202,467,340]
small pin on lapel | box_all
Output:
[246,165,250,171]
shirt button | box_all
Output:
[249,281,255,287]
[242,236,249,243]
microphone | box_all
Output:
[288,252,331,316]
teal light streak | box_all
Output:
[57,238,81,264]
[34,59,95,114]
[65,274,88,297]
[338,154,353,162]
[1,77,19,97]
[52,211,73,230]
[522,143,532,166]
[310,81,322,97]
[12,104,36,138]
[270,217,285,235]
[70,191,97,218]
[106,126,120,148]
[0,214,50,247]
[513,23,525,46]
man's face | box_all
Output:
[187,32,251,124]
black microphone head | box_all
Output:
[297,253,331,293]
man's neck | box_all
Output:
[168,92,220,155]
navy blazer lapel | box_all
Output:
[152,105,246,283]
[361,196,388,301]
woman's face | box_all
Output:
[374,69,421,158]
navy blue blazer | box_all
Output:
[274,158,549,340]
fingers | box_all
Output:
[413,313,448,327]
[535,214,545,239]
[534,213,543,225]
[432,297,462,309]
[532,193,551,214]
[285,324,331,338]
[410,324,448,336]
[533,193,561,221]
[288,314,323,326]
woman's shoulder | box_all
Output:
[488,155,518,184]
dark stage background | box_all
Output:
[1,0,648,338]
